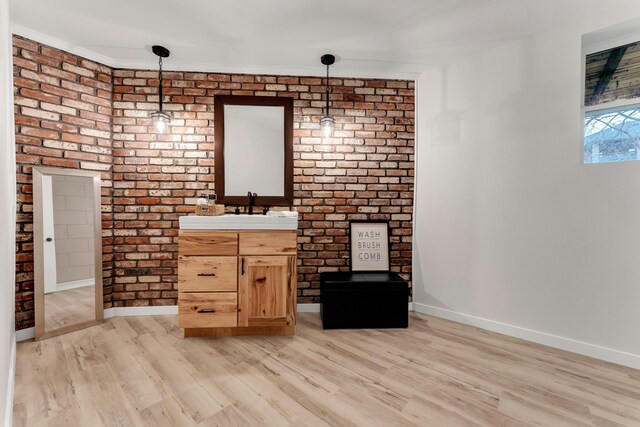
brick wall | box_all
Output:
[111,71,414,305]
[13,35,414,327]
[13,35,113,330]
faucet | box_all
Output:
[247,191,257,215]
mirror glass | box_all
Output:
[215,95,293,206]
[34,167,103,339]
[224,105,285,196]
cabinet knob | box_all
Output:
[197,308,216,314]
[197,273,216,277]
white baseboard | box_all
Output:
[55,278,94,292]
[4,334,15,427]
[297,303,320,312]
[103,305,178,319]
[15,328,34,342]
[413,303,640,370]
[103,304,324,317]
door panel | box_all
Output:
[42,175,57,294]
[238,256,295,327]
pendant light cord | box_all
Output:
[158,56,163,112]
[325,62,330,117]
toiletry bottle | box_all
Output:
[196,194,209,215]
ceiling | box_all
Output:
[10,0,609,79]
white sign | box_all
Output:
[350,222,389,271]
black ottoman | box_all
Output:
[320,271,409,329]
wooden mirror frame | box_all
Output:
[214,95,294,206]
[33,166,104,340]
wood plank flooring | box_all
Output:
[44,285,95,331]
[13,312,640,426]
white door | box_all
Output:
[42,175,57,294]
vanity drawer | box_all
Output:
[239,231,297,255]
[179,230,238,256]
[178,292,238,328]
[178,255,237,292]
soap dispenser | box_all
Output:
[207,194,217,216]
[208,193,224,216]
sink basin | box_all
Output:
[179,213,298,230]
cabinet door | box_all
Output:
[238,256,296,327]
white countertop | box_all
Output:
[179,213,298,230]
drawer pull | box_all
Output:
[197,273,216,277]
[197,308,217,314]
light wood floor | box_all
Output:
[44,285,95,332]
[13,313,640,426]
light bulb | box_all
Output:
[151,110,170,134]
[320,116,335,138]
[155,118,166,134]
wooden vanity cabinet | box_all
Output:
[178,230,297,337]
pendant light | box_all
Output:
[320,54,336,138]
[150,45,170,134]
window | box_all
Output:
[584,105,640,163]
[584,41,640,164]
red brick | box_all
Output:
[41,65,76,81]
[13,57,38,71]
[13,36,39,52]
[41,158,80,168]
[21,50,61,68]
[41,46,78,64]
[14,77,40,90]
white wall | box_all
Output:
[0,0,16,424]
[414,4,640,369]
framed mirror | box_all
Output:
[33,166,103,340]
[214,95,293,206]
